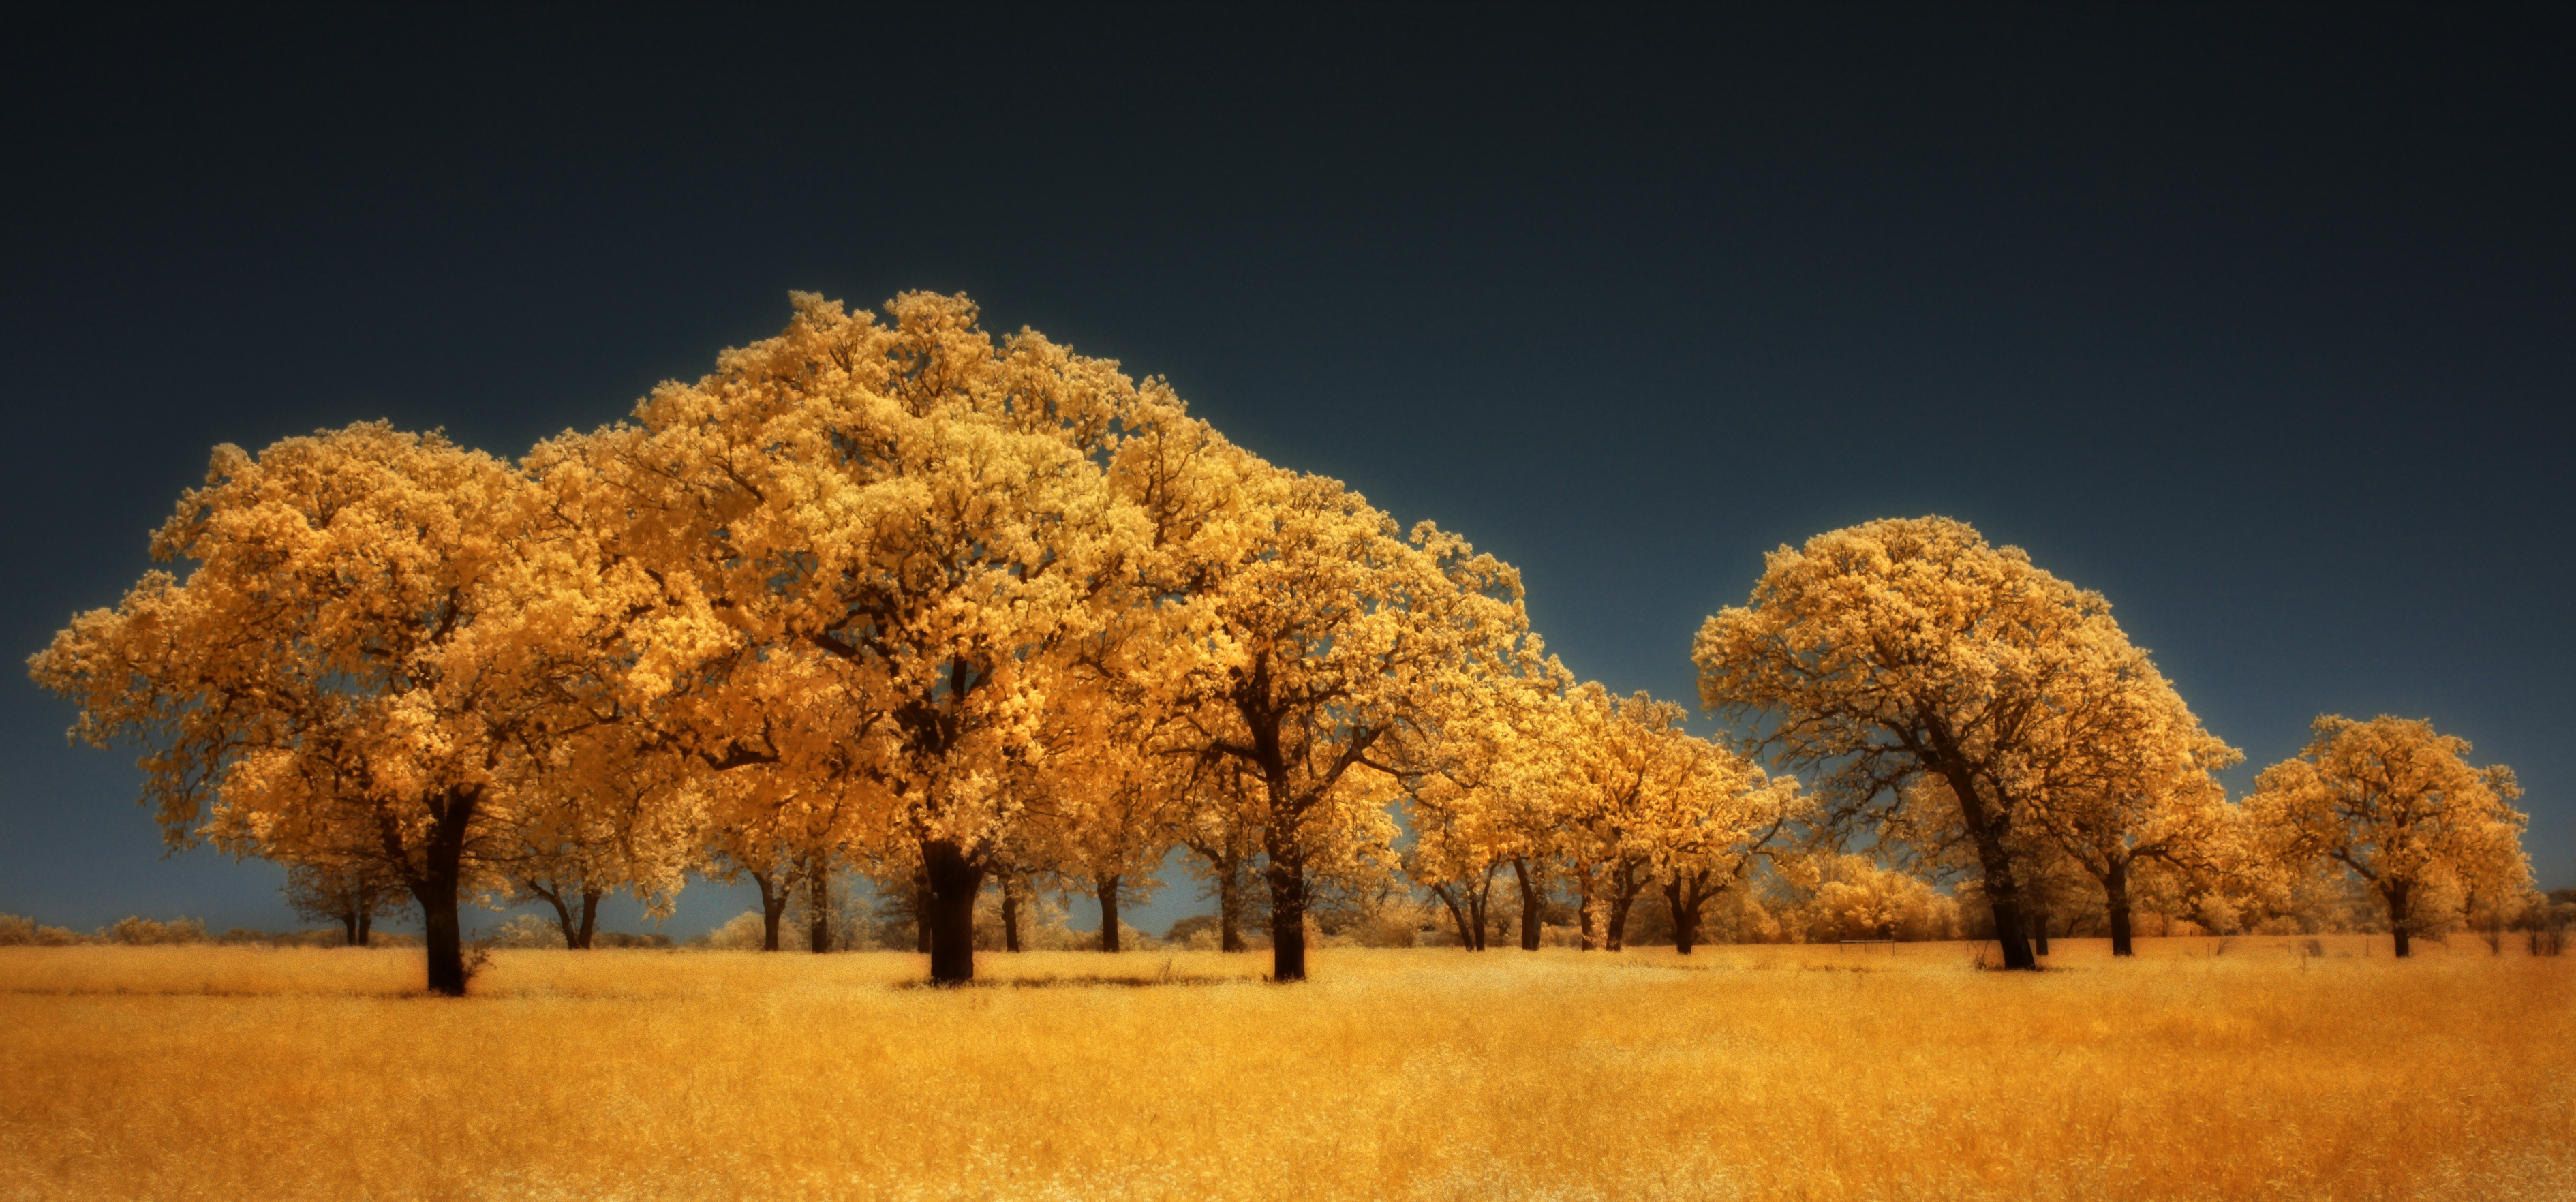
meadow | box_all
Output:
[2,936,2568,1201]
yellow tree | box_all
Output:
[1693,516,2154,971]
[1634,732,1805,955]
[2024,667,2241,955]
[611,292,1153,983]
[30,423,664,993]
[2247,715,2530,957]
[1404,653,1568,951]
[1155,467,1534,981]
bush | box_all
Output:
[107,916,207,946]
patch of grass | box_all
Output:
[1,937,2568,1201]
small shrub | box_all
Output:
[107,916,208,946]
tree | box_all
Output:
[1693,516,2160,970]
[612,292,1157,983]
[2021,668,2241,955]
[283,860,414,947]
[2248,715,2530,957]
[1154,467,1533,981]
[31,423,665,995]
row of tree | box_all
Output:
[30,295,2538,993]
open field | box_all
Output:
[2,936,2569,1201]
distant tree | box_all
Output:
[284,861,414,947]
[2248,715,2531,957]
[1694,517,2170,971]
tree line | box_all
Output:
[28,294,2541,993]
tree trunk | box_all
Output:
[1933,760,2038,970]
[1268,844,1308,982]
[2030,906,2051,957]
[340,905,361,948]
[1433,883,1477,951]
[2104,862,2135,957]
[1605,863,1642,951]
[1668,877,1702,955]
[356,906,372,949]
[2386,878,2414,958]
[1511,857,1544,951]
[577,889,599,950]
[1096,874,1122,953]
[1217,852,1246,953]
[1000,873,1023,953]
[752,869,786,952]
[410,788,478,996]
[922,838,984,983]
[808,867,832,954]
[534,881,580,949]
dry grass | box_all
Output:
[2,936,2569,1201]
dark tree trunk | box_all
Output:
[1933,762,2036,970]
[535,883,580,949]
[1217,852,1246,953]
[1268,844,1308,982]
[1096,874,1122,953]
[577,889,599,950]
[340,906,361,948]
[752,869,787,952]
[1668,877,1704,955]
[356,907,373,949]
[2030,907,2051,957]
[1605,863,1643,951]
[1000,874,1023,953]
[2386,879,2413,958]
[808,867,832,954]
[1433,883,1480,951]
[912,863,934,954]
[1512,857,1544,951]
[407,788,478,996]
[923,839,984,983]
[2104,861,2135,957]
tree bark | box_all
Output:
[2386,878,2414,958]
[2030,906,2051,957]
[1267,843,1308,982]
[923,838,984,983]
[577,888,599,950]
[752,869,787,952]
[356,906,372,949]
[1667,877,1703,955]
[340,906,361,948]
[808,867,832,954]
[1511,857,1544,951]
[1604,863,1643,951]
[1933,760,2038,971]
[2104,861,2135,957]
[1096,874,1122,953]
[1000,873,1023,953]
[1433,883,1480,951]
[409,788,478,996]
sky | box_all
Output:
[2,3,2569,944]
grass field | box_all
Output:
[2,936,2569,1201]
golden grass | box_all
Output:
[2,936,2569,1201]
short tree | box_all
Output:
[2248,715,2531,957]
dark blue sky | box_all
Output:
[3,3,2569,941]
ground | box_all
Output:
[2,936,2568,1201]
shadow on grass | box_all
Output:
[896,972,1252,991]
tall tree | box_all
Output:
[613,293,1154,983]
[31,424,664,993]
[1156,469,1535,981]
[2248,715,2530,957]
[1693,516,2158,971]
